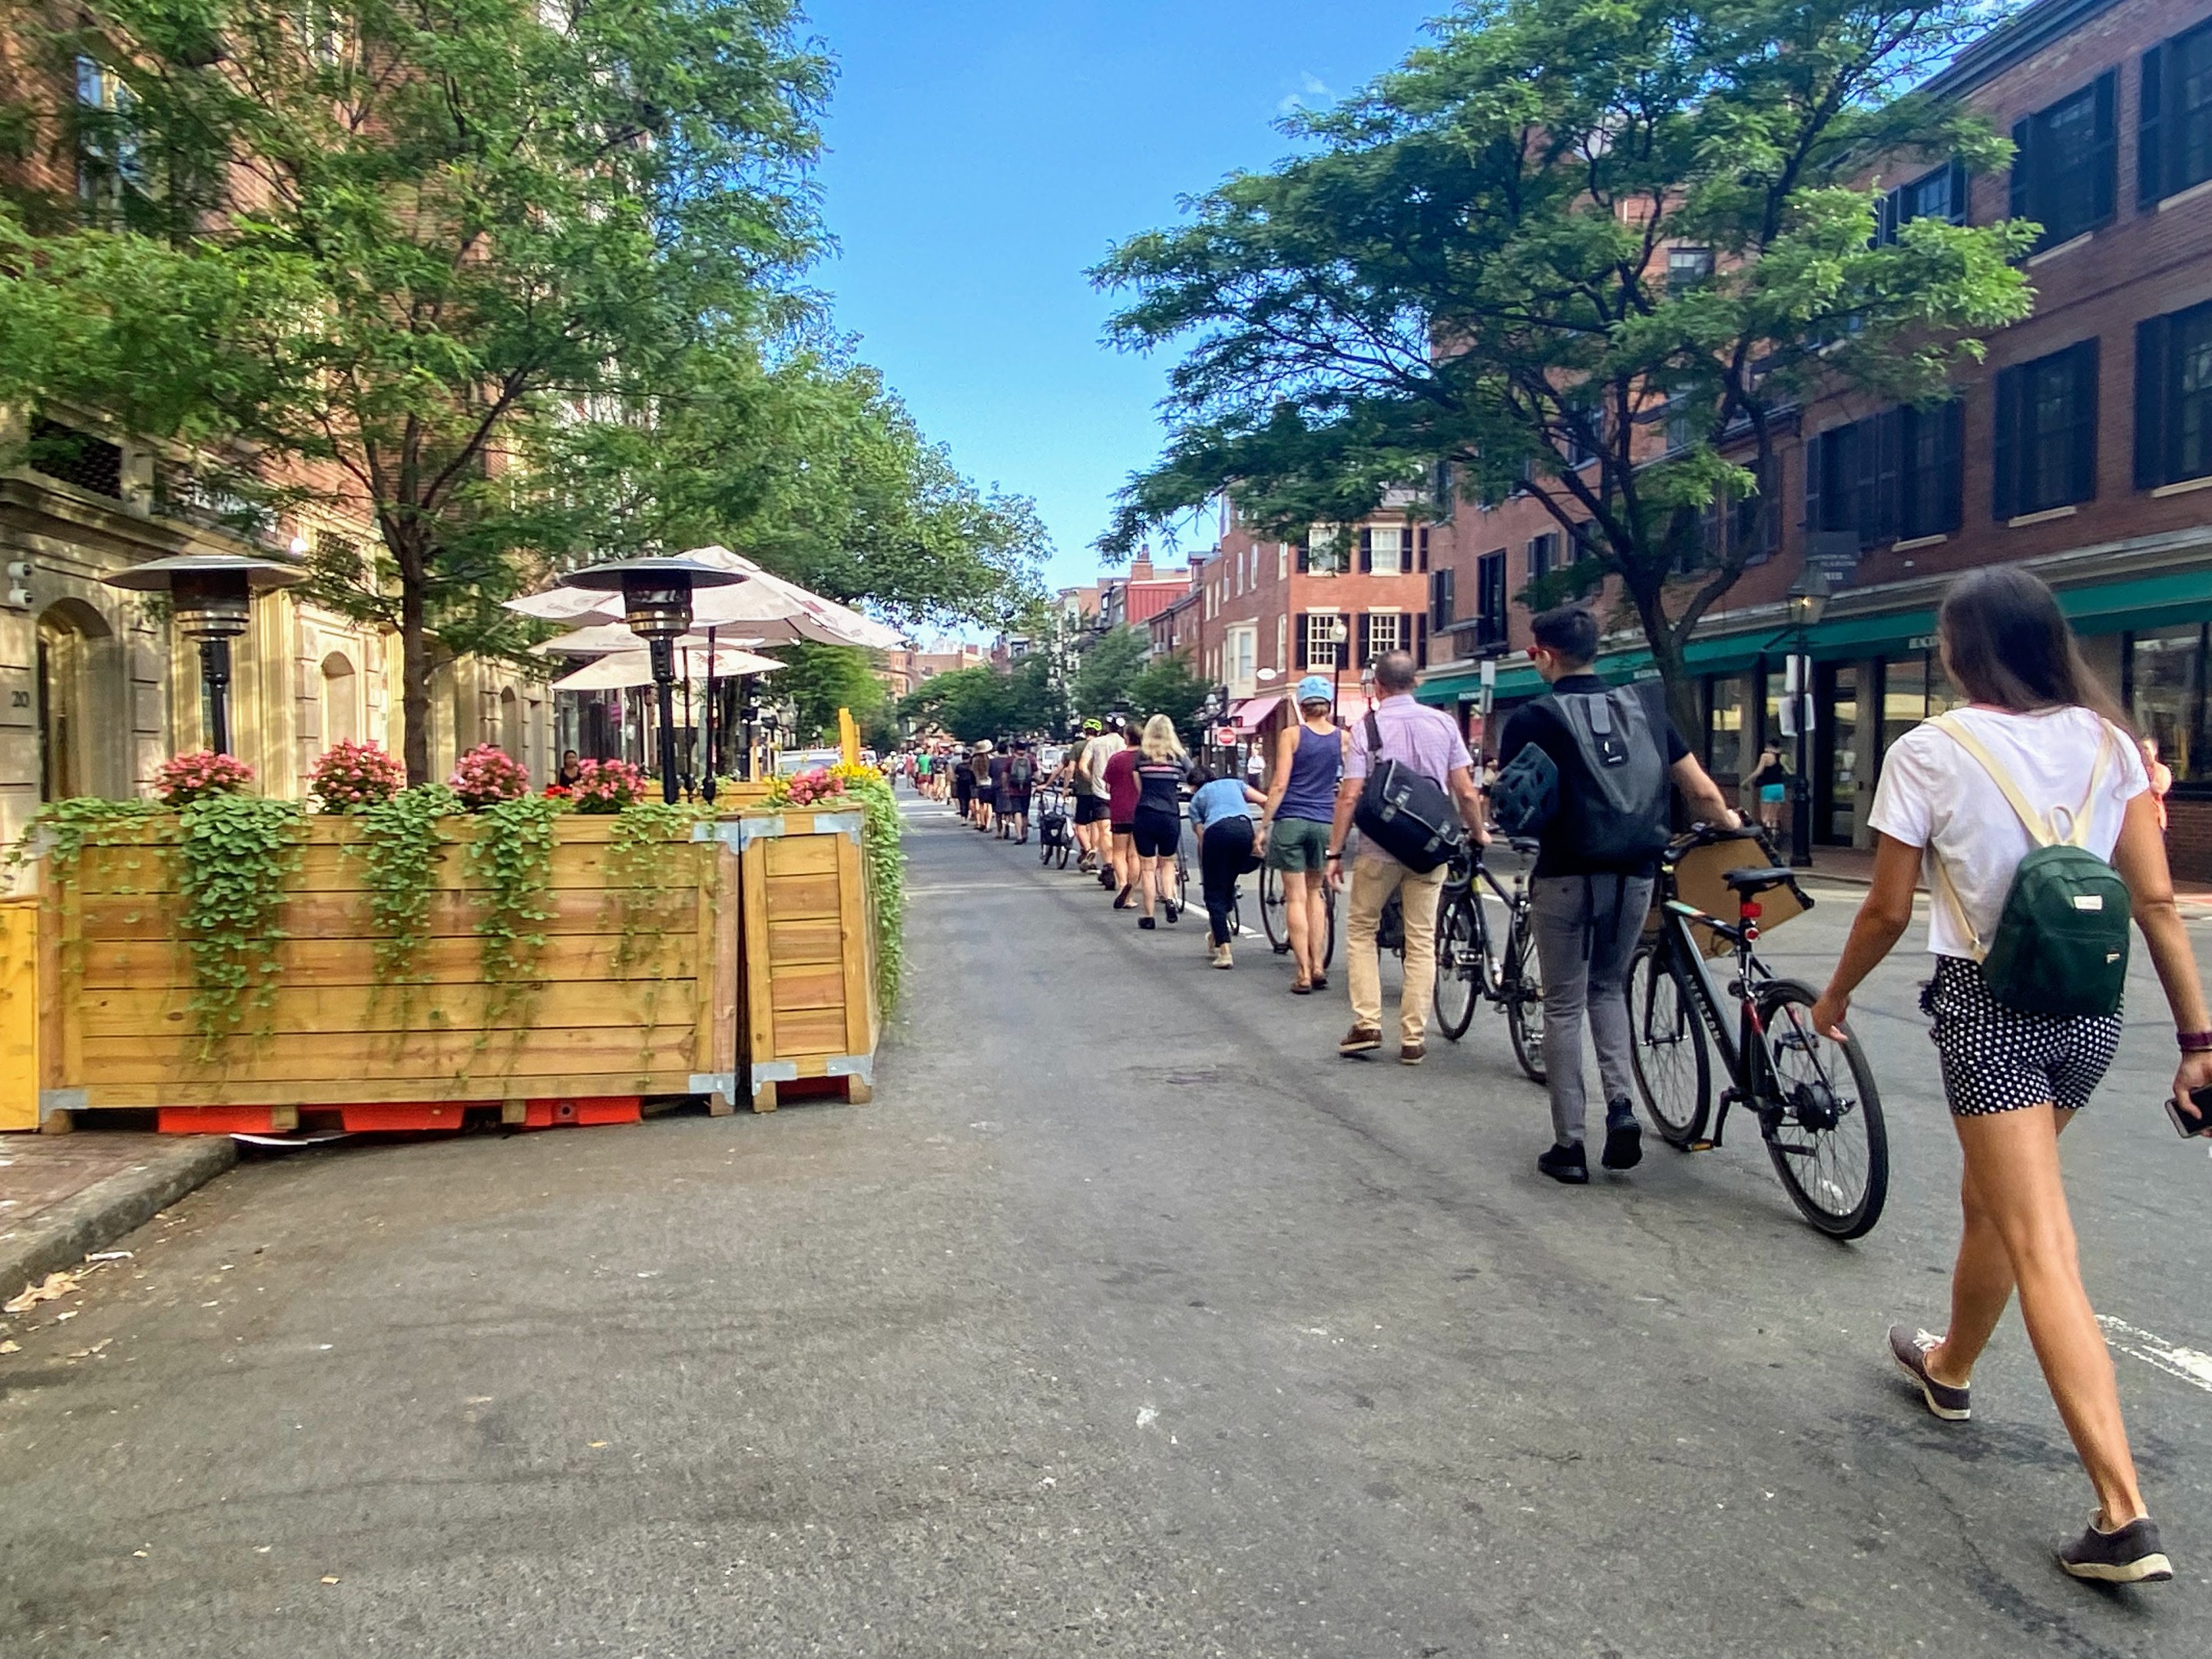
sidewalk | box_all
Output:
[0,1133,237,1306]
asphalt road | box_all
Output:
[2,790,2209,1657]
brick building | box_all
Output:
[1418,0,2212,872]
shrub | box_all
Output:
[310,740,406,813]
[154,750,254,810]
[450,744,530,810]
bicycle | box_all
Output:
[1035,786,1073,869]
[1430,839,1547,1081]
[1257,859,1338,970]
[1624,826,1889,1240]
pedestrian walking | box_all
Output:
[1809,567,2212,1585]
[988,743,1013,837]
[1745,744,1789,833]
[969,740,997,833]
[1260,676,1346,994]
[1103,724,1142,909]
[2141,734,2173,833]
[952,744,974,820]
[1190,764,1266,967]
[1327,651,1485,1063]
[1494,605,1738,1182]
[1129,715,1190,929]
[1079,718,1121,878]
[1002,743,1036,843]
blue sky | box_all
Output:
[803,0,1446,598]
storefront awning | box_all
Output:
[1227,694,1285,732]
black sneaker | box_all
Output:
[1137,915,1157,931]
[1888,1325,1971,1422]
[2058,1513,2172,1584]
[1601,1110,1643,1171]
[1537,1142,1589,1185]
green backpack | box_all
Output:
[1928,714,2131,1018]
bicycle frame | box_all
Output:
[1645,892,1783,1151]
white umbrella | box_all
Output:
[551,645,783,692]
[508,545,906,651]
[530,622,770,658]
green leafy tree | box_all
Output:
[0,0,825,780]
[1071,624,1150,721]
[770,641,886,746]
[1095,0,2035,733]
[899,665,1010,744]
[1126,652,1212,747]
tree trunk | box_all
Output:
[1632,584,1701,752]
[397,542,432,786]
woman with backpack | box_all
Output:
[1810,567,2212,1585]
[1002,743,1035,843]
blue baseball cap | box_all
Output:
[1295,674,1334,705]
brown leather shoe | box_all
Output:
[1339,1025,1382,1055]
[1399,1041,1426,1065]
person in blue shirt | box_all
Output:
[1188,764,1267,968]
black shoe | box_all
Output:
[1099,869,1117,889]
[1601,1114,1643,1171]
[1137,916,1157,931]
[1114,887,1135,910]
[1888,1325,1971,1422]
[2058,1513,2172,1584]
[1164,902,1180,923]
[1309,973,1328,992]
[1537,1142,1589,1185]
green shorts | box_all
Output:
[1267,816,1332,872]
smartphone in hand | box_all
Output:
[2164,1083,2212,1137]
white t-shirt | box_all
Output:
[1082,733,1122,800]
[1866,705,2147,959]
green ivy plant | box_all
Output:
[344,784,458,1021]
[837,770,907,1015]
[12,799,172,983]
[173,793,303,1053]
[467,793,559,1033]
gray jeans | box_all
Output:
[1530,873,1656,1148]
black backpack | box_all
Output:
[1353,707,1468,874]
[1541,684,1671,866]
[1010,754,1032,789]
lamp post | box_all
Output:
[1783,565,1832,869]
[105,552,306,756]
[561,556,743,805]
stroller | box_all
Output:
[1035,786,1073,869]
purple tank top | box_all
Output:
[1278,725,1339,822]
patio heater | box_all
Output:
[105,552,306,756]
[561,556,743,805]
[1783,565,1832,869]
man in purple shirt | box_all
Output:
[1326,650,1487,1063]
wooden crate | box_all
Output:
[32,816,743,1123]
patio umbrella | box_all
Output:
[550,644,783,691]
[531,622,771,658]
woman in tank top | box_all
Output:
[1812,567,2212,1585]
[1260,675,1347,992]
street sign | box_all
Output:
[1214,725,1237,746]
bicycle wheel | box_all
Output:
[1040,828,1056,867]
[1055,831,1071,869]
[1259,863,1289,952]
[1627,941,1710,1148]
[1755,978,1889,1240]
[1432,892,1482,1041]
[1502,912,1546,1084]
[1320,883,1338,972]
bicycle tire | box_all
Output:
[1433,893,1481,1041]
[1259,863,1289,952]
[1754,978,1889,1241]
[1056,836,1071,869]
[1039,830,1056,868]
[1502,911,1545,1084]
[1627,941,1710,1147]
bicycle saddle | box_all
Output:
[1723,866,1796,893]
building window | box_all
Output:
[1428,568,1455,631]
[1664,392,1694,455]
[1366,611,1406,657]
[1276,613,1286,667]
[1878,159,1969,241]
[1994,339,2099,518]
[1303,611,1344,668]
[2140,21,2212,207]
[26,418,125,500]
[1227,624,1257,690]
[1667,246,1713,286]
[2134,300,2212,489]
[1806,407,1959,545]
[1362,524,1406,576]
[2010,73,2117,252]
[1475,551,1508,648]
[1526,531,1558,581]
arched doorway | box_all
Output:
[321,652,359,747]
[35,600,114,802]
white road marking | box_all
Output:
[2098,1316,2212,1392]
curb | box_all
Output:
[1,1140,237,1303]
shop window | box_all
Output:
[1993,340,2099,518]
[1877,159,1969,241]
[1876,651,1963,768]
[2139,21,2212,207]
[1823,665,1861,844]
[1705,675,1749,780]
[2134,300,2212,490]
[2129,626,2208,783]
[2010,72,2117,251]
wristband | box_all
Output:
[2179,1030,2212,1054]
[1326,849,1343,860]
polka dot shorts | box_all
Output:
[1922,955,2123,1116]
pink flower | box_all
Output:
[309,740,406,813]
[449,744,531,810]
[155,750,254,809]
[568,757,647,815]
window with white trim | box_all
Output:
[1366,525,1405,575]
[1305,611,1344,668]
[1366,611,1406,655]
[1276,613,1287,667]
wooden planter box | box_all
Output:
[697,807,879,1112]
[28,815,742,1132]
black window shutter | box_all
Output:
[2009,118,2032,224]
[2141,45,2167,207]
[2136,313,2173,489]
[1803,432,1824,534]
[1992,364,2020,519]
[1415,614,1429,669]
[1296,540,1310,575]
[1416,524,1429,572]
[1354,612,1371,667]
[1873,408,1903,544]
[1850,419,1879,542]
[2071,337,2101,503]
[1760,455,1781,554]
[2091,70,2118,224]
[1293,613,1308,669]
[1939,400,1964,532]
[1948,156,1969,224]
[1359,527,1373,574]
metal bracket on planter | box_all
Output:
[687,1072,740,1099]
[748,1060,799,1084]
[809,810,865,843]
[823,1053,875,1084]
[39,1088,87,1124]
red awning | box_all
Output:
[1227,694,1285,732]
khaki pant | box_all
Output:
[1346,855,1446,1045]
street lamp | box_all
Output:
[561,555,744,805]
[106,552,306,756]
[1783,565,1832,869]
